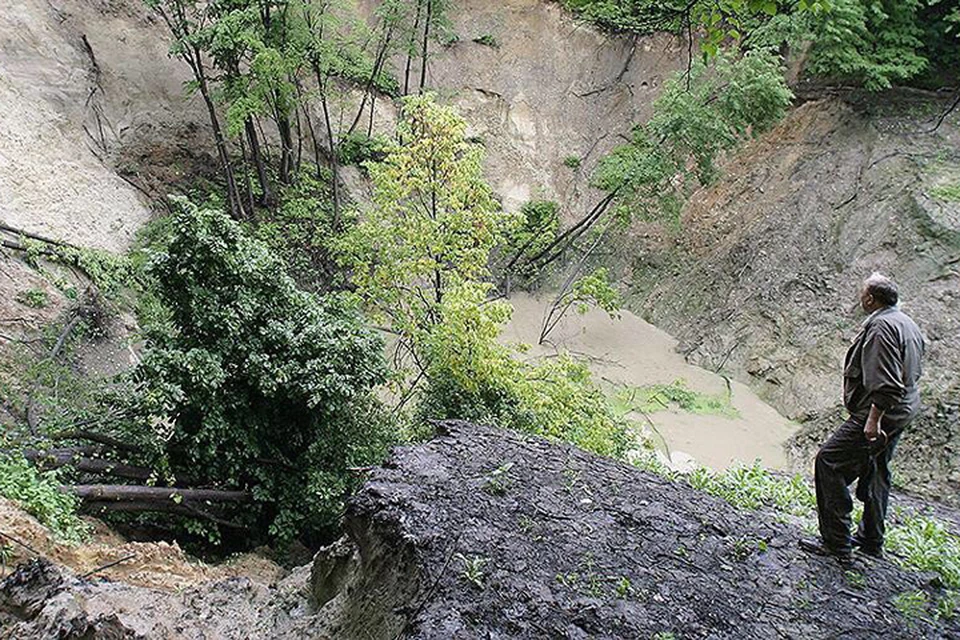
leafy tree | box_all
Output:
[127,198,393,543]
[340,95,634,458]
[145,0,245,218]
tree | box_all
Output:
[125,198,392,543]
[339,95,633,459]
[145,0,244,219]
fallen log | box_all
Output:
[50,429,139,453]
[81,500,250,530]
[63,485,251,504]
[22,449,154,482]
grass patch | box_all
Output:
[15,288,49,309]
[612,379,739,419]
[563,155,582,169]
[930,181,960,202]
[629,450,960,593]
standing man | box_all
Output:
[800,273,925,560]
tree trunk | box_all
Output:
[419,0,433,94]
[245,117,273,206]
[348,24,394,135]
[192,46,242,220]
[64,485,250,503]
[316,69,342,230]
[404,0,423,95]
[277,108,295,184]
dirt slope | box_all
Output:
[630,96,960,502]
[6,422,955,638]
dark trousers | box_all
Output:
[814,415,904,551]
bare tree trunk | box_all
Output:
[245,117,273,206]
[419,0,433,94]
[193,46,243,219]
[348,24,394,136]
[404,0,423,95]
[314,67,342,229]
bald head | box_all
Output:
[861,272,898,313]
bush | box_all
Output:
[126,199,394,543]
[337,132,391,166]
[0,452,89,543]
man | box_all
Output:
[800,273,925,561]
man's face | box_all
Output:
[860,287,875,314]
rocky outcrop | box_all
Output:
[6,421,955,638]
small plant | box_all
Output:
[563,155,582,169]
[938,590,960,620]
[652,632,677,640]
[844,570,866,589]
[15,288,49,309]
[336,132,390,166]
[731,536,753,561]
[893,590,931,626]
[614,576,633,598]
[0,542,12,577]
[518,514,537,534]
[482,462,515,496]
[472,33,500,48]
[930,181,960,202]
[456,553,489,589]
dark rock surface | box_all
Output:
[318,421,956,639]
[3,421,958,638]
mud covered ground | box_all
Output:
[5,421,956,638]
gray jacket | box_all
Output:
[843,306,925,424]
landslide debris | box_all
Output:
[4,421,957,638]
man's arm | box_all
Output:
[860,322,903,441]
[864,404,885,442]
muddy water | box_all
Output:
[502,294,798,471]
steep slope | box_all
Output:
[631,96,960,501]
[355,0,684,215]
[4,422,956,638]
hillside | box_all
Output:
[630,95,960,502]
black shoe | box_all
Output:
[851,536,883,558]
[798,538,853,562]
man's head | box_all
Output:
[860,272,899,314]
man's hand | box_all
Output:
[864,404,885,442]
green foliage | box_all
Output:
[563,155,582,169]
[472,34,500,48]
[502,200,561,273]
[456,553,488,589]
[594,50,792,222]
[753,0,960,89]
[15,288,48,309]
[337,132,391,166]
[886,509,960,588]
[482,462,514,495]
[893,590,933,625]
[931,181,960,202]
[559,0,828,49]
[250,168,345,287]
[0,451,89,543]
[685,462,817,515]
[127,198,393,542]
[340,96,634,460]
[613,380,739,418]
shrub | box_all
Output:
[126,199,394,543]
[337,132,391,166]
[0,451,89,543]
[473,34,500,48]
